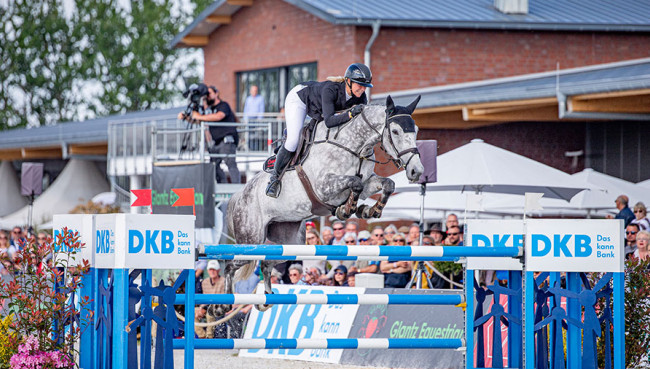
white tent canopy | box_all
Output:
[392,139,592,201]
[0,161,28,217]
[0,159,110,229]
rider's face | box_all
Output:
[348,81,366,98]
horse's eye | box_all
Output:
[391,129,399,135]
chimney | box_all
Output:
[494,0,528,14]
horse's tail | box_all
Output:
[233,261,257,284]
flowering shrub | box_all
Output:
[0,228,93,368]
[9,335,73,369]
[0,315,18,368]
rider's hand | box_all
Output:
[177,112,186,120]
[348,105,363,119]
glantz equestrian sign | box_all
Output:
[525,219,624,273]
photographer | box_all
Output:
[180,84,241,184]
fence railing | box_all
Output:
[107,113,285,177]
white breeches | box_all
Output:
[283,84,308,152]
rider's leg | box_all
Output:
[266,85,306,198]
[265,145,292,197]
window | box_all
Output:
[236,62,317,113]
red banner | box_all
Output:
[131,189,152,207]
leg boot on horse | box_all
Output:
[266,146,293,198]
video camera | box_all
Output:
[180,83,209,119]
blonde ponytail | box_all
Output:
[326,76,345,83]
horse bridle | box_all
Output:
[359,108,420,170]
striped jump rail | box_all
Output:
[175,293,464,306]
[204,244,522,258]
[173,338,465,350]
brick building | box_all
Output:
[173,0,650,180]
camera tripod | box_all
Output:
[406,260,436,289]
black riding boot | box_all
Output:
[265,146,293,198]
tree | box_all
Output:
[0,0,212,129]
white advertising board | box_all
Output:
[241,284,363,364]
[52,214,94,267]
[465,219,524,271]
[525,219,624,273]
[114,214,195,269]
[94,214,117,269]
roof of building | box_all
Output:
[374,58,650,128]
[376,57,650,108]
[172,0,650,47]
[0,107,180,159]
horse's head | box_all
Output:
[382,95,425,182]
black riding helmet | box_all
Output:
[344,63,373,88]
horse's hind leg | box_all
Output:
[254,260,277,312]
[356,175,395,219]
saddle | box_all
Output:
[263,118,336,216]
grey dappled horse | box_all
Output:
[225,95,424,308]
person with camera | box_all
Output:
[182,85,241,184]
[265,63,373,198]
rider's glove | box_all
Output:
[348,105,363,119]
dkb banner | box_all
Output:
[340,288,464,369]
[152,163,215,228]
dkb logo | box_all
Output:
[531,234,592,257]
[128,230,174,254]
[96,229,112,254]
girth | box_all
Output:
[295,165,335,216]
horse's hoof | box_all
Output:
[256,303,273,312]
[356,205,369,219]
[335,206,350,220]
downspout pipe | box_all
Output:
[364,21,381,101]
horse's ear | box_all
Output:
[406,95,421,114]
[385,95,396,116]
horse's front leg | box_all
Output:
[355,175,395,219]
[320,174,365,220]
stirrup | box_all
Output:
[265,179,282,198]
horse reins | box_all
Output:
[310,106,419,176]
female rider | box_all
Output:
[266,63,373,197]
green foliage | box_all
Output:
[0,0,213,129]
[0,229,93,366]
[593,258,650,368]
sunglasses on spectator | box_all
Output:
[626,231,637,235]
[422,242,433,245]
[345,240,356,244]
[333,227,344,231]
[393,239,406,243]
[634,210,645,213]
[358,238,369,242]
[13,230,21,234]
[447,232,460,236]
[335,271,345,275]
